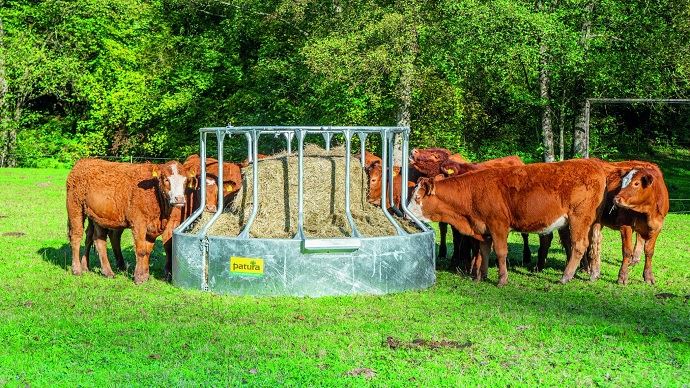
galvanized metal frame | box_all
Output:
[172,125,435,296]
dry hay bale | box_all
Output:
[188,144,419,238]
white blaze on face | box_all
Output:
[621,169,638,188]
[408,185,431,222]
[205,177,216,186]
[167,163,187,204]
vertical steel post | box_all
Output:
[344,130,361,237]
[400,128,429,231]
[295,129,306,240]
[359,133,368,166]
[323,131,333,152]
[380,129,405,235]
[199,131,226,236]
[239,130,261,238]
[387,131,396,209]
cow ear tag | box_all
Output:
[447,168,455,175]
[152,169,159,178]
[225,183,234,192]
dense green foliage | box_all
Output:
[0,168,689,385]
[1,0,689,166]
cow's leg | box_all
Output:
[476,240,492,282]
[492,231,510,286]
[642,232,659,285]
[554,228,572,273]
[438,222,448,260]
[162,225,174,281]
[537,232,553,272]
[67,200,85,275]
[450,226,460,270]
[630,233,644,266]
[93,224,115,278]
[617,226,634,285]
[586,224,602,281]
[460,236,480,274]
[560,222,591,284]
[81,219,94,271]
[521,233,531,267]
[110,229,126,271]
[132,229,154,284]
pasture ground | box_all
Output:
[0,167,688,386]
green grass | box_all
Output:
[0,167,689,386]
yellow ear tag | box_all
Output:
[447,168,455,175]
[225,184,234,192]
[188,181,195,188]
[152,170,159,177]
[393,170,398,177]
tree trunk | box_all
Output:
[394,21,419,165]
[539,42,555,162]
[559,103,565,161]
[0,11,8,167]
[573,1,594,157]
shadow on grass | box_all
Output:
[38,240,170,281]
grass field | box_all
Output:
[0,167,689,386]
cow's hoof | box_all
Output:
[133,274,149,284]
[644,273,655,285]
[558,276,572,284]
[102,270,115,278]
[72,266,83,276]
[497,280,508,287]
[617,276,628,285]
[589,271,600,282]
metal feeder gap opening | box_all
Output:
[172,126,436,297]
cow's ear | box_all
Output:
[641,172,654,188]
[407,180,416,188]
[366,160,380,173]
[433,174,445,181]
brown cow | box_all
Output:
[582,161,669,284]
[438,156,542,273]
[408,159,608,286]
[67,159,188,283]
[81,155,242,280]
[365,161,416,209]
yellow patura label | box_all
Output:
[230,256,264,277]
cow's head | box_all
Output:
[205,162,243,211]
[613,168,656,213]
[408,177,439,222]
[355,151,382,169]
[365,161,403,205]
[410,148,452,177]
[153,161,187,207]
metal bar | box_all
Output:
[343,130,361,237]
[245,132,252,163]
[323,131,333,151]
[400,129,429,231]
[199,126,408,134]
[239,130,261,238]
[177,132,208,233]
[359,133,368,166]
[199,131,226,236]
[387,131,396,209]
[379,130,406,236]
[294,129,306,240]
[587,98,690,104]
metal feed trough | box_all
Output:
[172,126,435,297]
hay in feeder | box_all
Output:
[188,144,419,238]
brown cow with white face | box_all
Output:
[409,159,608,286]
[609,166,669,284]
[67,159,188,283]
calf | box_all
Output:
[438,156,540,273]
[67,159,188,283]
[409,159,607,286]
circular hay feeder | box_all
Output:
[172,126,435,297]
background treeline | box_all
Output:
[1,0,689,167]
